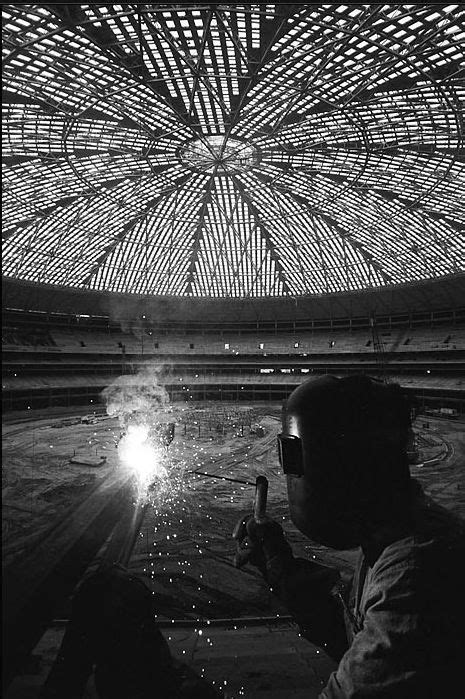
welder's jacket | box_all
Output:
[276,484,465,698]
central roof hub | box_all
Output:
[179,136,259,174]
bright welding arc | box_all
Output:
[118,424,168,496]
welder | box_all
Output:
[234,375,465,697]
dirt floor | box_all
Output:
[3,404,465,698]
[2,415,119,568]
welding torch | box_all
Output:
[231,474,269,559]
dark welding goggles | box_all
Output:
[277,433,304,476]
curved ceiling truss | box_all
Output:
[2,3,465,297]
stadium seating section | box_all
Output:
[3,308,464,414]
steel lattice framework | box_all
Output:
[2,4,465,297]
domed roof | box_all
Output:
[2,4,464,297]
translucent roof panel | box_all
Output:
[2,3,465,297]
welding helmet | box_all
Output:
[278,375,412,549]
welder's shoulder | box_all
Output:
[373,506,464,597]
[366,500,465,631]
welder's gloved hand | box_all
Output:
[232,514,294,587]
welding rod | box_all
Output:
[254,475,268,523]
[188,470,255,486]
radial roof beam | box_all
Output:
[238,172,313,292]
[146,11,230,123]
[230,176,294,296]
[185,175,217,296]
[253,169,393,285]
[292,191,394,285]
[187,10,214,119]
[78,174,190,289]
[204,179,281,297]
[262,5,386,135]
[221,5,304,137]
[43,4,199,134]
[80,214,145,289]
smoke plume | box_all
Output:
[101,365,170,429]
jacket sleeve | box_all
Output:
[273,557,349,662]
[319,550,423,698]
